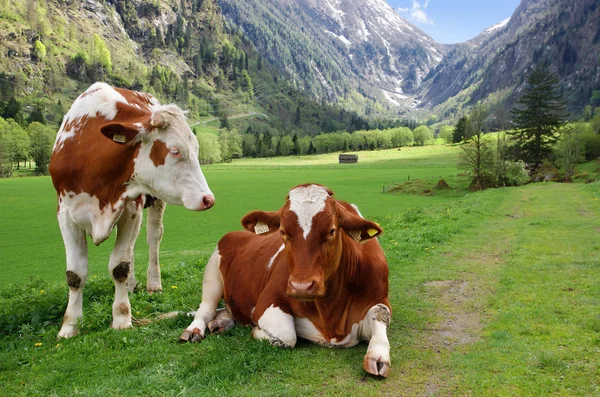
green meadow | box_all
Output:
[1,146,599,396]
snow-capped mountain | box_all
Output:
[219,0,447,110]
[419,0,600,117]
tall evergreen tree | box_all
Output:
[453,116,468,143]
[510,65,567,166]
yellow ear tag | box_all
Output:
[113,134,126,143]
[367,228,379,237]
[254,222,270,235]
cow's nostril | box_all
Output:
[202,195,215,210]
[290,280,314,294]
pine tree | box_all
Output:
[510,65,567,166]
[453,116,468,143]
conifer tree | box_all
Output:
[510,65,567,166]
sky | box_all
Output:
[387,0,522,44]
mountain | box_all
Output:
[0,0,392,140]
[218,0,446,112]
[419,0,600,121]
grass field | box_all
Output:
[1,146,599,395]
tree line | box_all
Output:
[194,124,437,164]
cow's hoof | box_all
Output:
[57,325,78,339]
[179,328,203,343]
[208,318,235,334]
[146,286,163,294]
[362,354,390,378]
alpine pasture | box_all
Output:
[1,146,599,395]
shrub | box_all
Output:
[503,160,530,186]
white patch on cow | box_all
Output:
[289,185,330,239]
[350,203,364,218]
[53,83,128,151]
[59,191,123,246]
[184,248,223,339]
[65,82,127,122]
[295,317,361,347]
[255,305,297,348]
[268,244,284,269]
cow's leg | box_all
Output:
[57,209,88,339]
[251,304,297,348]
[109,201,143,329]
[125,203,144,293]
[179,248,222,343]
[207,308,235,334]
[146,199,165,293]
[361,303,391,378]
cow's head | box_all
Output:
[100,104,214,211]
[242,184,382,300]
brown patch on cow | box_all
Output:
[119,303,129,315]
[112,261,130,282]
[49,88,152,211]
[150,140,169,167]
[66,270,81,289]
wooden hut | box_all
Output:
[338,154,358,164]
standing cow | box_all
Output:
[180,184,391,377]
[49,82,214,338]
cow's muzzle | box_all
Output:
[287,278,323,300]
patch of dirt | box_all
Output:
[423,280,482,350]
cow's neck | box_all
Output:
[311,235,367,336]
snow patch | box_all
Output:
[324,30,351,48]
[485,17,510,34]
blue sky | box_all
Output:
[388,0,522,44]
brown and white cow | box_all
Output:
[179,184,391,377]
[49,82,214,338]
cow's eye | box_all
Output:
[169,147,181,157]
[329,228,336,236]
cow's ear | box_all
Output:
[100,122,140,144]
[241,210,281,235]
[337,203,382,243]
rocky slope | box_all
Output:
[218,0,446,109]
[419,0,600,119]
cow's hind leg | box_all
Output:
[110,200,143,330]
[179,248,223,343]
[207,308,235,334]
[57,208,88,339]
[145,199,165,293]
[361,303,391,378]
[251,304,297,348]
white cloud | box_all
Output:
[398,0,433,25]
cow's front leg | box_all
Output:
[146,199,165,293]
[57,208,88,338]
[361,303,391,378]
[179,248,223,343]
[252,304,297,348]
[109,201,143,330]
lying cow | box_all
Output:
[49,82,214,338]
[180,184,391,377]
